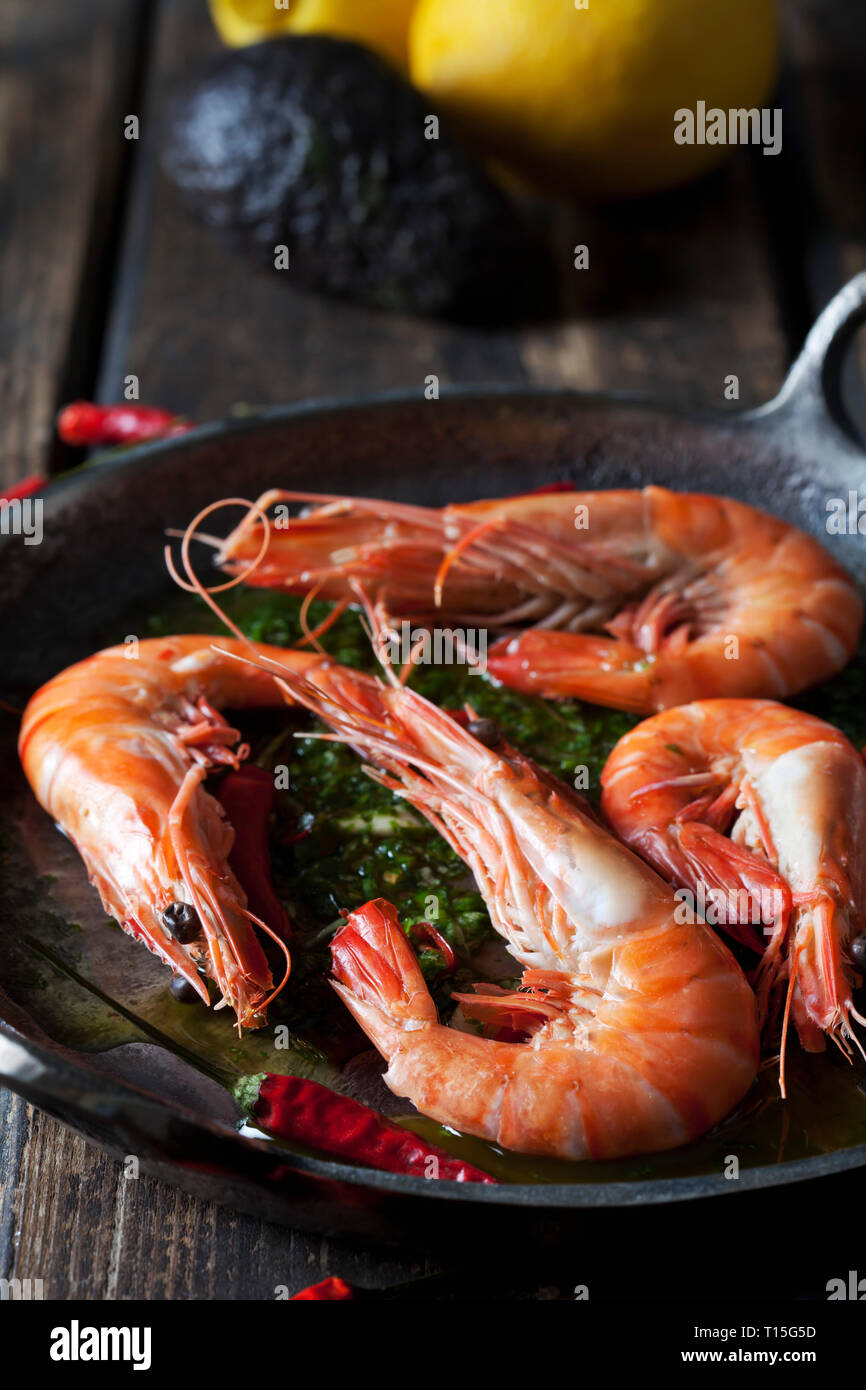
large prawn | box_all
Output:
[601,700,866,1085]
[241,632,759,1160]
[19,634,381,1029]
[215,486,862,714]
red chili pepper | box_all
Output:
[279,815,313,846]
[253,1074,497,1183]
[410,920,457,974]
[0,475,46,501]
[493,1026,527,1043]
[56,400,193,446]
[290,1276,354,1301]
[527,481,574,495]
[217,765,292,943]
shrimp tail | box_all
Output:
[330,899,437,1054]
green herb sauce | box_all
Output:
[138,589,866,1181]
[148,590,866,1021]
[148,590,634,1019]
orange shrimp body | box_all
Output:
[19,635,330,1028]
[601,700,866,1064]
[263,655,758,1160]
[217,487,862,714]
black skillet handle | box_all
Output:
[765,272,866,451]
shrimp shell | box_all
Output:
[217,486,862,713]
[18,635,333,1028]
[256,649,759,1160]
[601,699,866,1079]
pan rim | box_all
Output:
[5,382,864,1211]
[35,378,770,507]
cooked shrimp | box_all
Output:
[249,642,758,1160]
[215,486,862,714]
[601,700,866,1079]
[18,634,367,1029]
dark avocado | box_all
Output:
[161,36,547,321]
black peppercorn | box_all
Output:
[162,901,200,943]
[169,975,200,1004]
[467,717,502,748]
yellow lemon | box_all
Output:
[409,0,778,198]
[208,0,418,71]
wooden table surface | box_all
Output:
[1,0,865,1300]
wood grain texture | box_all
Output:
[96,0,529,418]
[519,158,785,408]
[2,0,865,1302]
[102,0,786,419]
[783,0,866,286]
[0,0,149,485]
[0,1095,434,1298]
[781,0,866,434]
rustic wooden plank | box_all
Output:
[0,1090,29,1284]
[97,0,529,418]
[0,0,150,485]
[0,1100,434,1299]
[520,156,786,408]
[784,0,866,289]
[1,1104,119,1299]
[782,0,866,436]
[104,0,788,421]
[5,0,855,1304]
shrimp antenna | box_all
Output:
[166,502,294,1023]
[164,526,224,549]
[433,515,499,608]
[165,496,272,648]
[244,908,292,1013]
[349,578,403,689]
[296,582,351,654]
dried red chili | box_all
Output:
[279,812,314,847]
[290,1276,354,1301]
[253,1074,497,1183]
[216,765,292,944]
[56,400,193,446]
[0,475,46,501]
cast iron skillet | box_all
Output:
[0,277,865,1247]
